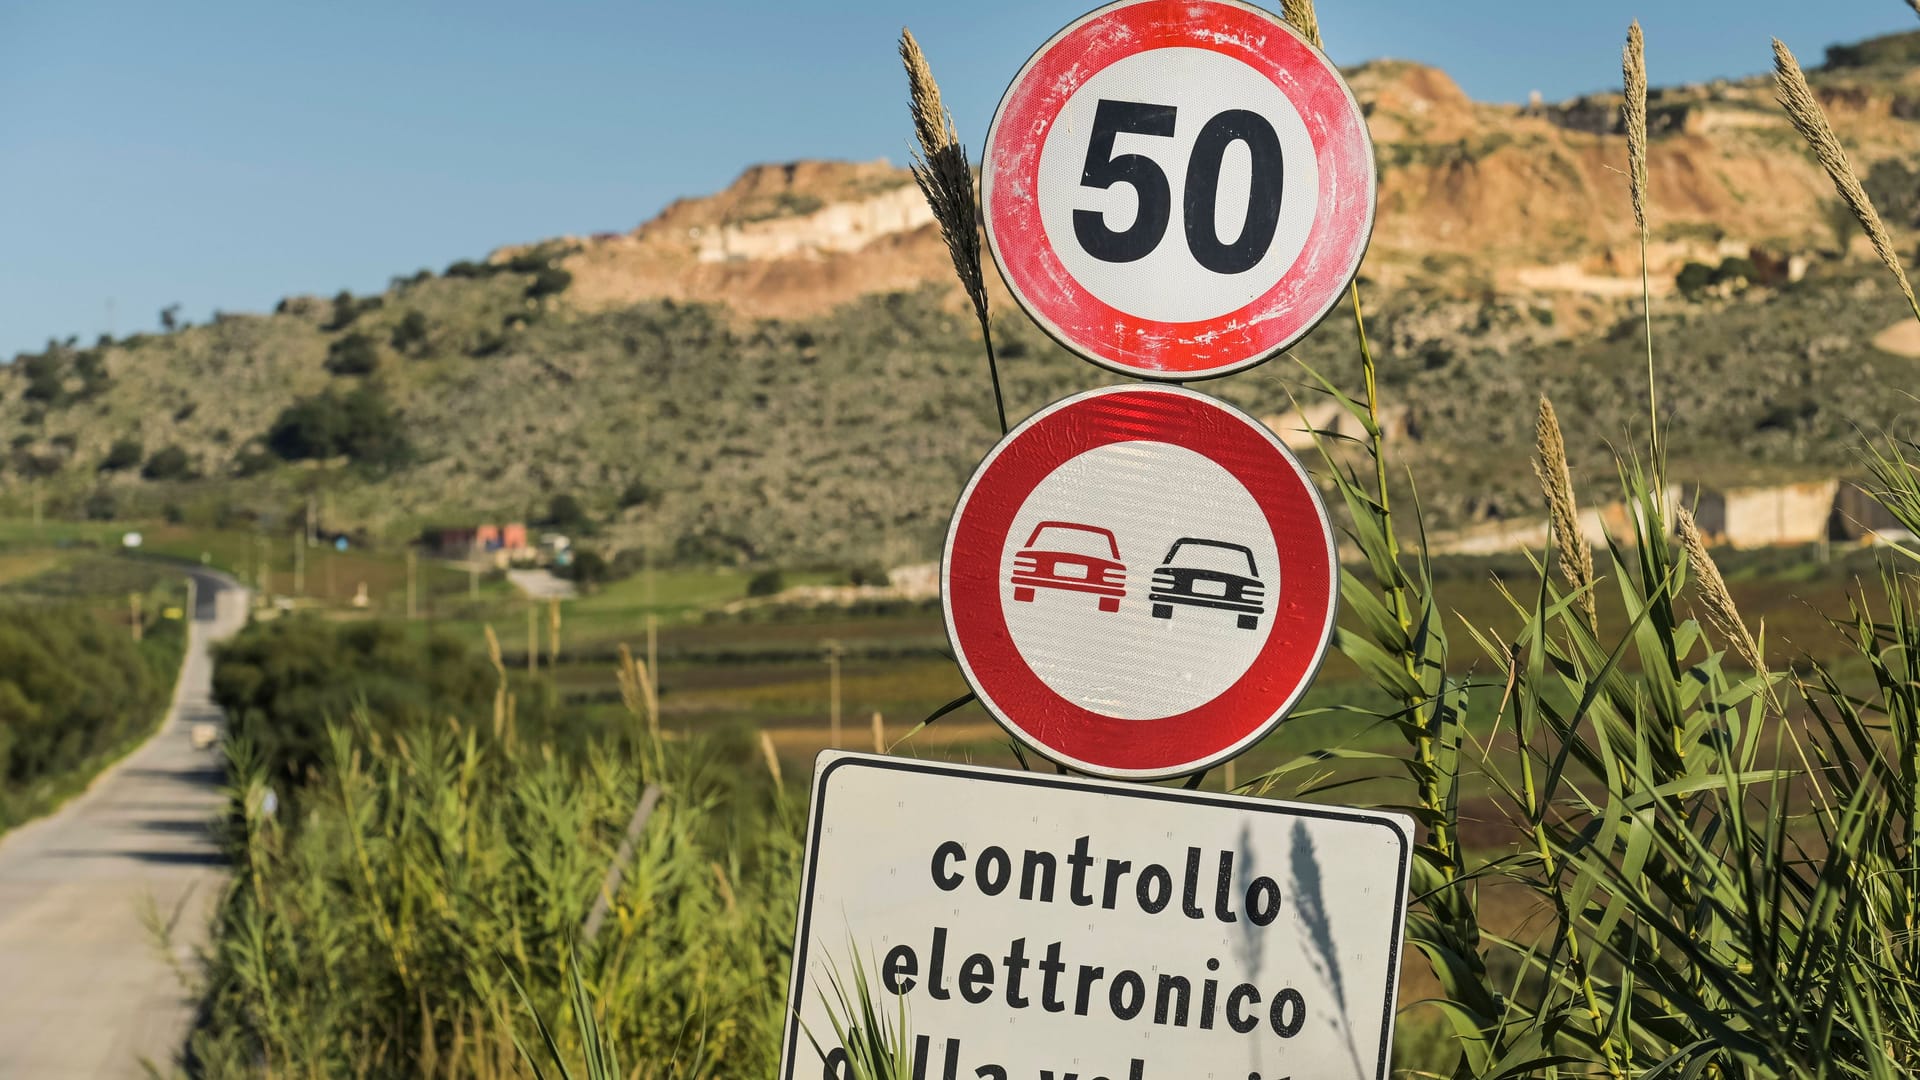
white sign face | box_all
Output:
[982,0,1375,380]
[778,753,1413,1080]
[943,386,1339,780]
[1002,440,1280,720]
[1034,47,1320,327]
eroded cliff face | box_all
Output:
[496,47,1920,323]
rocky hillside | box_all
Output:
[4,31,1920,567]
[544,35,1920,318]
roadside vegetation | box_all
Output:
[0,551,187,833]
[191,620,796,1078]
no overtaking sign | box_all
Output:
[941,385,1338,780]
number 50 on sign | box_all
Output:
[982,0,1375,380]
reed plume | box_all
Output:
[1533,396,1596,631]
[1773,38,1920,320]
[759,730,784,788]
[1623,22,1648,232]
[1280,0,1322,48]
[1677,508,1765,675]
[900,28,1006,432]
[1623,21,1664,477]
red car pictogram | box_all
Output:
[1010,521,1126,613]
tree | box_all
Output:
[141,445,194,481]
[324,290,359,331]
[265,385,410,470]
[159,304,180,332]
[1675,261,1715,298]
[100,438,143,472]
[563,549,610,586]
[81,489,118,520]
[619,479,655,509]
[544,493,590,532]
[746,569,785,597]
[526,266,573,300]
[324,332,379,376]
[20,354,65,404]
[390,311,430,356]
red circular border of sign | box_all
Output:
[981,0,1375,381]
[940,385,1339,779]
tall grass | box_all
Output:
[1279,15,1920,1079]
[189,676,798,1078]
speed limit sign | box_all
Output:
[982,0,1375,380]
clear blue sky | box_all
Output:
[2,2,1912,358]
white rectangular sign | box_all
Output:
[779,753,1413,1080]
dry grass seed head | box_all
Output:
[1773,38,1917,310]
[1280,0,1322,49]
[899,28,989,328]
[1623,21,1649,231]
[1676,507,1765,674]
[759,730,784,788]
[1533,396,1596,630]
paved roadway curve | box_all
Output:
[0,568,247,1078]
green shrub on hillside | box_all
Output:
[542,492,591,533]
[322,290,383,332]
[323,332,380,376]
[1824,28,1920,69]
[19,352,66,404]
[618,479,654,509]
[99,438,142,472]
[140,445,195,481]
[264,384,411,469]
[526,265,572,300]
[1865,158,1920,230]
[389,310,430,356]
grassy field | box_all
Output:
[1,512,1883,842]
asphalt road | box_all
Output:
[0,568,248,1078]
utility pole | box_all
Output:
[406,548,418,620]
[825,640,843,748]
[548,598,561,664]
[871,711,885,754]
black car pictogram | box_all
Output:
[1149,538,1265,630]
[1010,521,1127,613]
